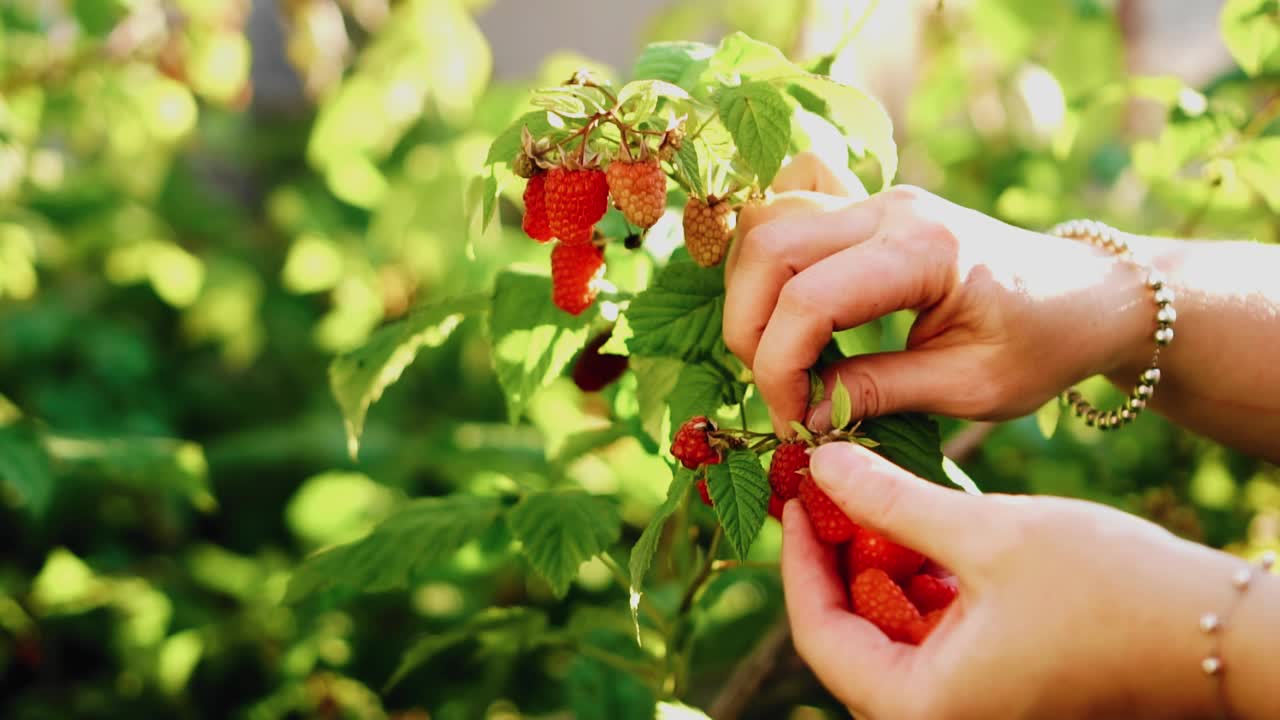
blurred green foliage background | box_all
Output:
[0,0,1277,718]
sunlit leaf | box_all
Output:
[285,494,504,602]
[717,82,792,187]
[620,258,724,361]
[330,294,485,458]
[787,76,898,190]
[628,466,693,641]
[488,272,594,422]
[1221,0,1280,76]
[632,41,715,84]
[507,489,621,597]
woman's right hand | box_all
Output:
[724,155,1154,434]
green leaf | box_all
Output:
[622,259,724,361]
[285,494,503,602]
[673,138,705,198]
[633,41,716,85]
[787,76,898,190]
[807,368,825,408]
[565,630,657,720]
[485,111,557,167]
[507,489,621,597]
[709,33,801,82]
[385,607,546,692]
[1221,0,1280,77]
[830,376,852,430]
[617,79,691,122]
[628,466,694,641]
[667,364,738,440]
[861,413,947,486]
[530,86,610,119]
[330,294,483,458]
[45,434,211,508]
[554,425,633,468]
[480,170,500,231]
[0,423,53,516]
[717,82,792,187]
[631,357,684,444]
[1036,398,1061,439]
[488,272,594,422]
[1237,137,1280,212]
[706,449,771,559]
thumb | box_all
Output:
[807,349,967,430]
[808,441,989,570]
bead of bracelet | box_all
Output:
[1050,220,1174,431]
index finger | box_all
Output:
[773,151,869,198]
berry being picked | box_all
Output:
[522,173,552,242]
[697,478,713,507]
[768,441,809,501]
[798,475,858,544]
[907,609,947,645]
[572,329,629,392]
[768,493,786,521]
[672,416,720,469]
[848,527,926,583]
[545,166,609,241]
[850,568,923,644]
[606,158,666,229]
[551,241,604,316]
[905,573,958,614]
[683,197,733,268]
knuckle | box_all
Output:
[776,275,825,319]
[842,368,886,418]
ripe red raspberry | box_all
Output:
[850,568,923,643]
[551,241,604,316]
[905,573,958,614]
[606,158,666,229]
[798,475,858,544]
[848,527,926,583]
[768,493,785,521]
[572,329,628,392]
[522,173,552,242]
[697,478,713,507]
[545,167,608,241]
[768,442,809,501]
[682,197,733,267]
[672,416,720,469]
[907,608,947,645]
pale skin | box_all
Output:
[722,153,1280,719]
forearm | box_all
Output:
[1107,235,1280,463]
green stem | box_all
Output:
[678,526,723,614]
[711,559,780,573]
[575,642,663,682]
[600,552,673,638]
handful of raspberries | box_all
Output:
[672,415,957,645]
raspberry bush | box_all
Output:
[3,2,1277,717]
[303,32,974,713]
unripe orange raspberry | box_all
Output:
[682,197,733,267]
[606,158,666,229]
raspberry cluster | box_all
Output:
[673,416,959,646]
[517,119,676,316]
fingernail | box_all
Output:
[806,401,832,433]
[809,442,863,488]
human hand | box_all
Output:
[783,441,1241,720]
[724,154,1153,434]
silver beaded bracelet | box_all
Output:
[1199,550,1275,719]
[1050,220,1176,430]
